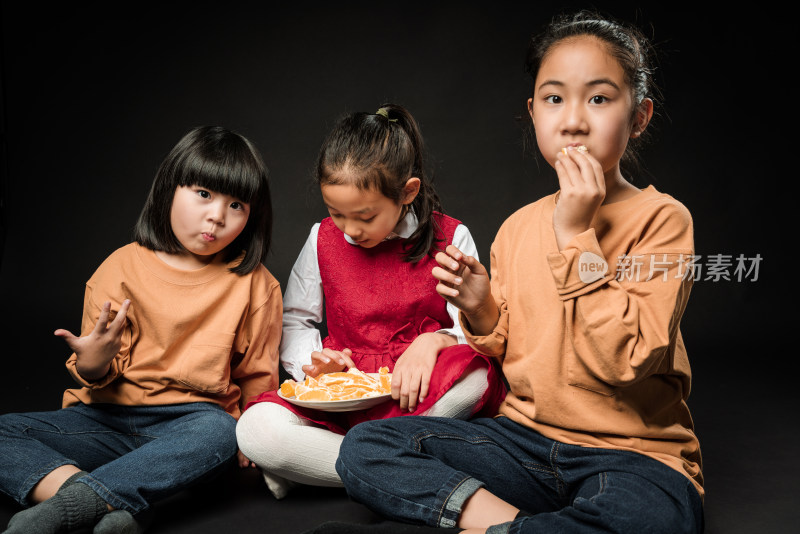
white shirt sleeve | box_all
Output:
[280,223,324,381]
[436,224,479,345]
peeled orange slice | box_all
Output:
[296,389,332,401]
[280,366,392,402]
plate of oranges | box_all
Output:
[277,367,393,412]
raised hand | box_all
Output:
[552,146,605,250]
[54,300,131,381]
[302,348,356,378]
[432,245,498,336]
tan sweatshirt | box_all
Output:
[464,185,703,496]
[63,243,282,419]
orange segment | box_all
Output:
[379,373,391,393]
[279,381,296,397]
[279,366,392,401]
[296,389,332,401]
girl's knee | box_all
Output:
[340,418,413,463]
[183,408,238,457]
[573,471,700,534]
[235,403,303,464]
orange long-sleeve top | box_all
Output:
[464,185,703,496]
[63,243,282,419]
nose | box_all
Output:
[343,220,363,240]
[208,201,226,225]
[562,101,588,134]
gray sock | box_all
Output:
[60,469,88,489]
[5,481,108,534]
[93,510,144,534]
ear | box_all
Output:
[630,98,654,139]
[527,97,535,126]
[401,177,421,205]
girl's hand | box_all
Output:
[302,348,356,378]
[237,449,256,469]
[392,333,455,412]
[552,147,605,250]
[55,300,131,381]
[432,245,498,336]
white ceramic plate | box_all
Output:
[278,391,393,412]
[277,372,393,412]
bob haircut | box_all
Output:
[134,125,272,275]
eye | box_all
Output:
[590,95,608,104]
[196,189,211,199]
[544,95,562,104]
[230,201,247,211]
[361,215,376,223]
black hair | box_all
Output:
[316,103,443,263]
[524,10,662,178]
[133,125,272,275]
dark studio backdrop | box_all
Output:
[0,1,795,533]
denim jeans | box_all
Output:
[0,402,237,515]
[336,415,704,533]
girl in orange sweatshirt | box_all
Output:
[331,10,703,534]
[0,126,281,534]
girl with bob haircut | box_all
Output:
[135,125,273,274]
[0,125,283,534]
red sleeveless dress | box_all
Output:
[245,213,506,434]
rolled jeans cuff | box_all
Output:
[438,476,484,528]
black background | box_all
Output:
[0,1,796,533]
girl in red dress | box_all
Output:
[236,103,507,499]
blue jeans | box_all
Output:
[336,416,704,533]
[0,402,237,515]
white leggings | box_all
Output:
[236,365,489,488]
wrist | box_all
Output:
[417,332,457,352]
[76,361,111,382]
[463,296,499,336]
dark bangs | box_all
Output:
[176,135,266,204]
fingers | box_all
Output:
[556,148,604,195]
[112,300,131,326]
[320,348,352,368]
[301,363,319,377]
[432,267,463,298]
[92,301,113,334]
[53,328,76,340]
[89,300,131,337]
[338,349,356,370]
[390,368,427,413]
[433,245,480,295]
[308,348,353,375]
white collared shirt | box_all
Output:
[280,212,479,381]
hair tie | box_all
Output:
[375,107,397,122]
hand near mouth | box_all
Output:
[552,145,605,250]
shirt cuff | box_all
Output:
[547,228,612,300]
[65,355,119,389]
[458,309,507,358]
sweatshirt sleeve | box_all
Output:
[232,272,283,409]
[546,202,694,387]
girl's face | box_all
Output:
[168,185,250,268]
[320,178,419,248]
[528,35,650,179]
